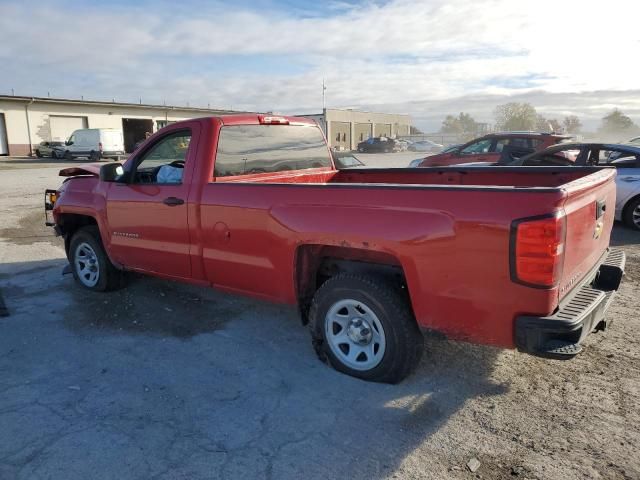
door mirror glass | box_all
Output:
[100,163,125,182]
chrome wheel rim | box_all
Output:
[74,242,99,287]
[325,299,386,371]
[633,204,640,228]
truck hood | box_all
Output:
[59,163,103,177]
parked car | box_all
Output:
[356,137,396,153]
[45,114,624,383]
[512,143,640,231]
[35,141,65,158]
[60,128,125,161]
[393,139,411,152]
[408,140,443,153]
[416,132,572,167]
[332,152,365,169]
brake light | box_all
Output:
[511,214,566,287]
[98,142,103,152]
[259,115,289,125]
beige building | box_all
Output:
[0,95,238,156]
[298,108,411,151]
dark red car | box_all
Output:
[417,132,572,167]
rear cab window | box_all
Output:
[213,124,332,179]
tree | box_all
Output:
[494,102,537,131]
[440,112,478,134]
[536,115,552,132]
[563,115,582,134]
[409,126,424,135]
[536,117,562,133]
[599,109,637,135]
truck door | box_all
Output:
[105,124,199,278]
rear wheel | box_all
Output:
[623,197,640,231]
[69,226,124,291]
[89,150,100,162]
[308,273,424,383]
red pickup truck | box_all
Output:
[45,115,625,383]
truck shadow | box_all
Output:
[610,223,640,247]
[0,258,506,479]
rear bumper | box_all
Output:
[515,248,626,358]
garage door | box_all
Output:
[374,123,391,138]
[354,123,372,143]
[329,121,351,151]
[49,115,88,142]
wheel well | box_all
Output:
[57,214,98,257]
[295,244,407,324]
[622,193,640,220]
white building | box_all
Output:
[0,95,238,156]
[297,108,411,151]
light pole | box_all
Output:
[322,78,327,111]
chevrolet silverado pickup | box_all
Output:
[45,115,625,383]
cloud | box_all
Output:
[1,0,639,130]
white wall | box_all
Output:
[0,98,233,155]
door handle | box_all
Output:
[163,197,184,206]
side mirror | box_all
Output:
[66,141,73,146]
[100,163,125,182]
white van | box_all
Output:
[61,129,125,161]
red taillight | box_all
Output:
[98,142,103,152]
[258,115,289,125]
[511,214,566,287]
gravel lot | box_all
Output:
[0,156,639,480]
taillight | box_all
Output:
[98,142,103,152]
[511,213,566,288]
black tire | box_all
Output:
[69,226,124,292]
[308,273,424,384]
[51,150,58,159]
[35,149,42,158]
[623,196,640,231]
[89,150,100,162]
[64,150,73,160]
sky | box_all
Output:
[1,0,639,132]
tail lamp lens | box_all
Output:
[512,214,566,287]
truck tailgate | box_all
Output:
[559,168,617,300]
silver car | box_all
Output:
[516,143,640,230]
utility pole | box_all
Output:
[322,78,327,111]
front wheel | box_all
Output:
[69,226,124,291]
[308,273,424,383]
[35,149,42,158]
[623,197,640,231]
[64,150,73,160]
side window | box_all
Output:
[214,124,332,178]
[494,138,509,152]
[601,150,640,168]
[132,130,191,184]
[460,139,492,154]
